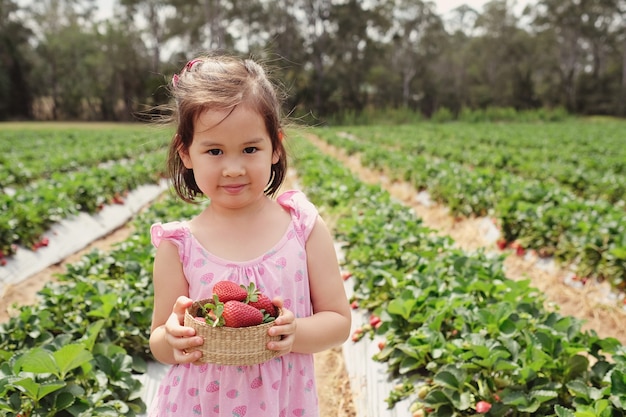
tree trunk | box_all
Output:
[622,36,626,116]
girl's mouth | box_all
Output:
[222,184,246,193]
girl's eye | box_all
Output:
[243,147,257,154]
[208,149,222,156]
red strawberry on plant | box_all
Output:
[369,314,382,328]
[213,281,248,302]
[222,301,264,328]
[475,400,492,414]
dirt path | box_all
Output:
[0,226,135,322]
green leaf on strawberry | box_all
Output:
[201,294,225,327]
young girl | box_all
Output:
[148,54,352,416]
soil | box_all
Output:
[2,134,626,417]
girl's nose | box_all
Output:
[222,157,245,177]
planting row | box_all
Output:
[0,183,201,416]
[0,126,169,187]
[317,120,626,204]
[1,131,624,416]
[290,135,626,417]
[0,150,167,261]
[312,124,626,294]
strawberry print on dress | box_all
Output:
[147,190,319,416]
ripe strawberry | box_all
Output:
[351,327,364,342]
[369,314,381,327]
[248,293,277,318]
[222,301,264,328]
[213,281,247,302]
[475,400,492,414]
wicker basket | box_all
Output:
[184,298,281,366]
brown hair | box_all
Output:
[165,54,287,202]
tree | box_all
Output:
[118,0,171,73]
[0,0,33,120]
[378,0,445,114]
[531,0,624,113]
[469,0,538,109]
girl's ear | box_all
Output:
[272,148,281,165]
[176,135,193,169]
[179,148,192,169]
[272,130,284,164]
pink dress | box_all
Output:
[148,190,319,417]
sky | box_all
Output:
[434,0,532,15]
[96,0,533,20]
[436,0,492,14]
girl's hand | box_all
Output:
[164,296,204,364]
[267,297,296,355]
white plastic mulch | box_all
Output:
[342,281,414,417]
[0,180,168,297]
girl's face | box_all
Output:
[179,105,280,210]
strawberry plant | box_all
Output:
[289,134,626,417]
[312,121,626,295]
[0,190,201,415]
[0,126,167,187]
[0,125,170,260]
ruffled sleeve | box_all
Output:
[150,221,188,263]
[277,190,319,242]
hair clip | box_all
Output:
[185,59,201,71]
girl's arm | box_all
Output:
[149,241,204,364]
[269,216,351,354]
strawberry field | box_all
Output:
[310,120,626,293]
[1,120,625,417]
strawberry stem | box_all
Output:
[202,294,225,327]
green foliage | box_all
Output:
[0,184,202,415]
[431,107,455,123]
[290,134,626,417]
[311,120,626,291]
[0,123,215,415]
[0,126,170,257]
[457,107,570,123]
